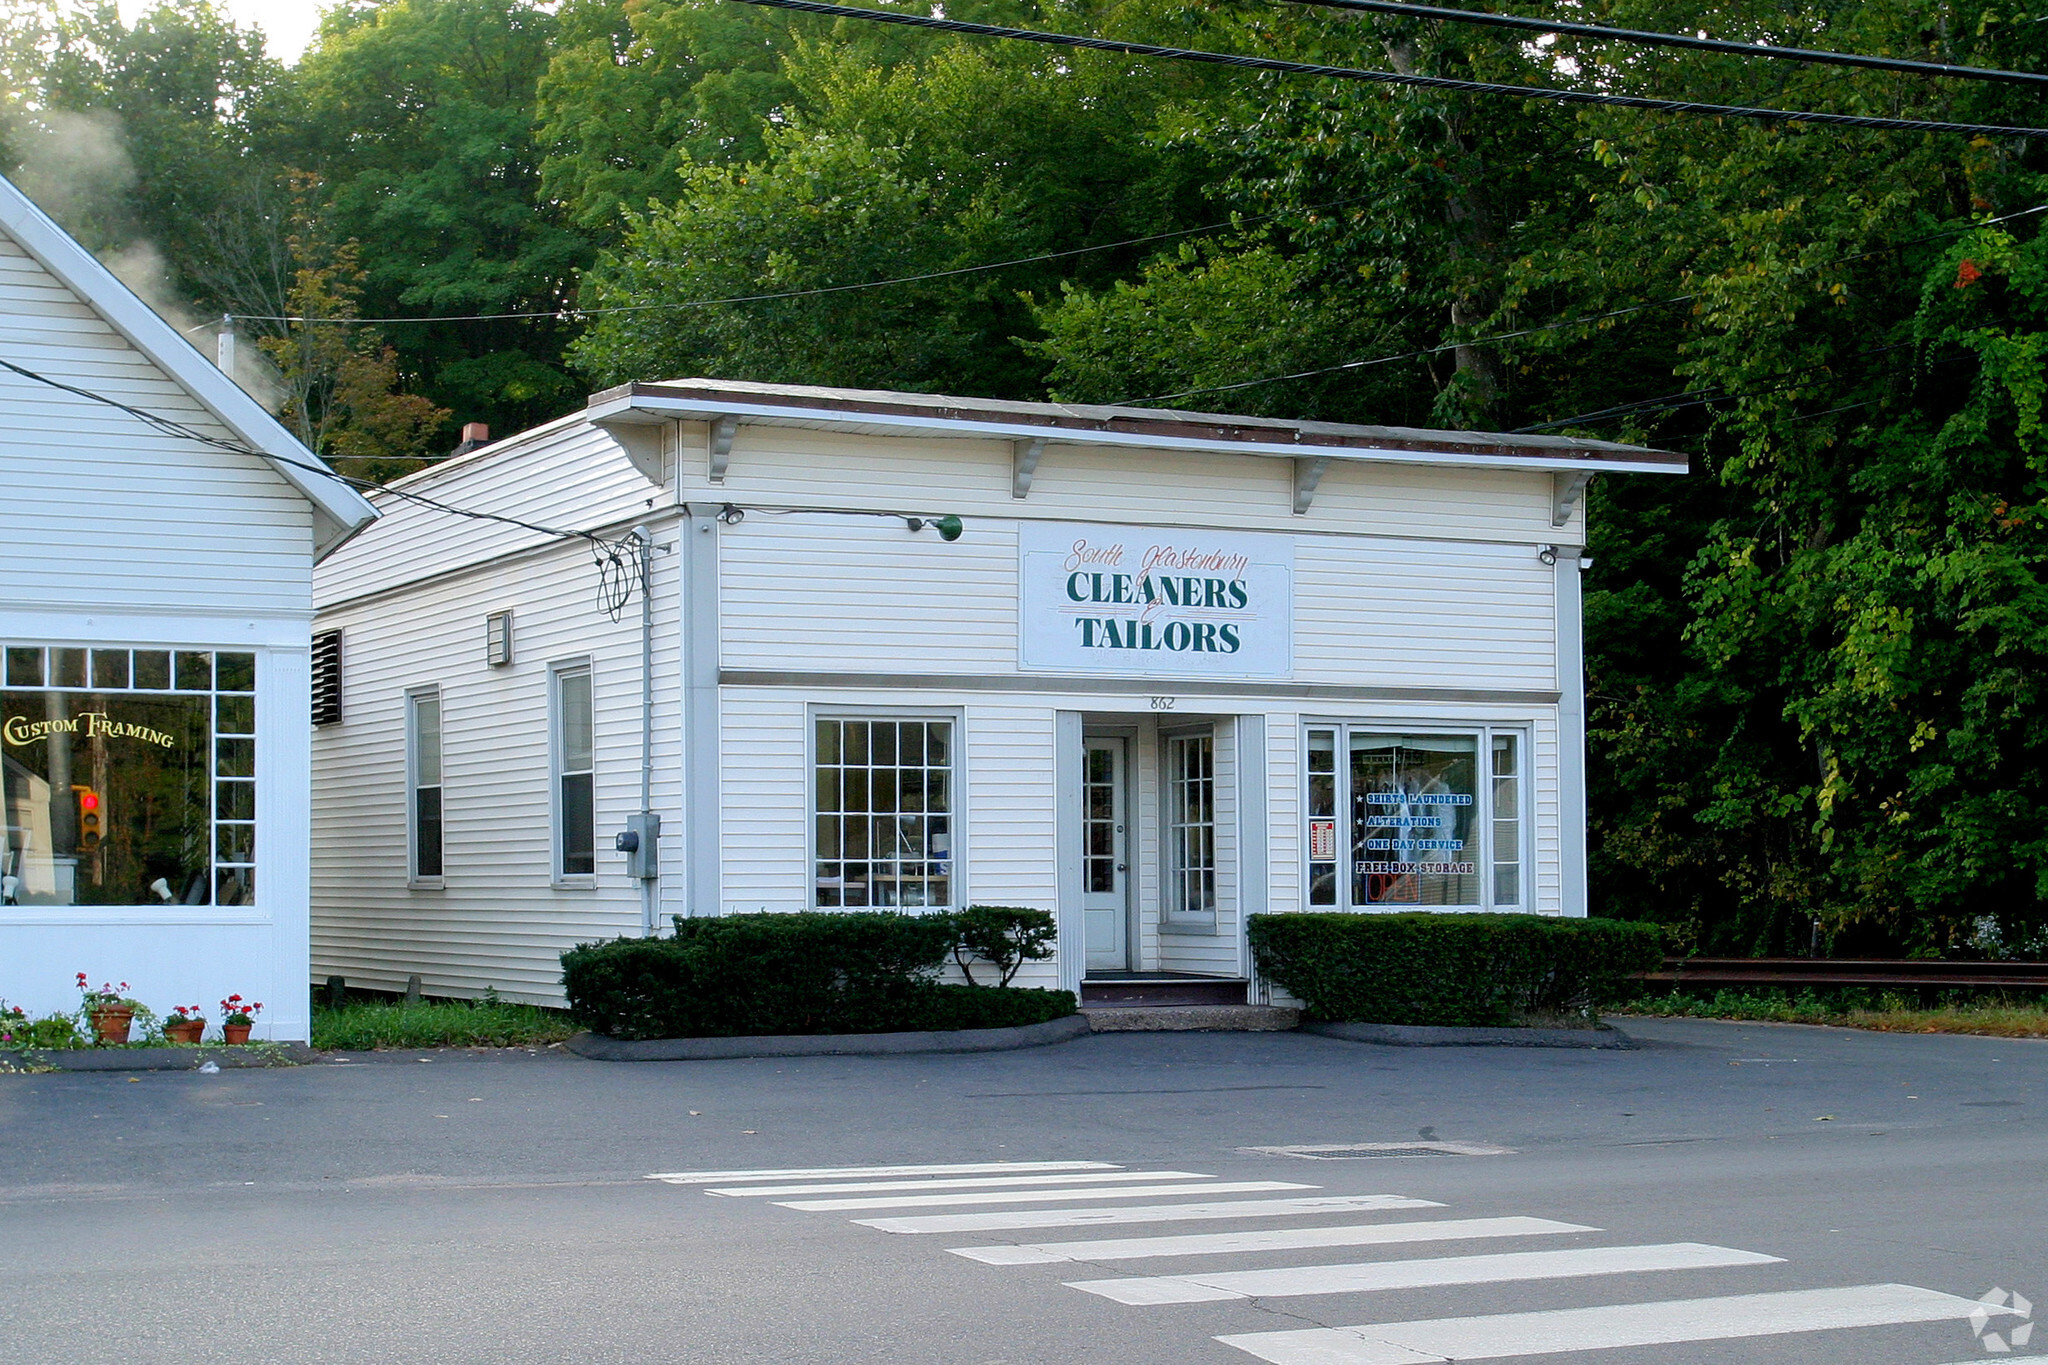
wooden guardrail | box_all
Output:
[1639,958,2048,990]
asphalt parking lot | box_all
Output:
[3,1017,2041,1364]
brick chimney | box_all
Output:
[451,421,491,457]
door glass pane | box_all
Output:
[1351,733,1478,906]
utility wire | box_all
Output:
[1276,0,2048,87]
[722,0,2048,140]
[1124,296,1689,405]
[220,198,1375,326]
[0,356,608,546]
[1132,202,2048,404]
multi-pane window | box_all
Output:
[1166,732,1216,918]
[554,666,594,877]
[1303,724,1524,911]
[1,644,255,908]
[814,717,953,908]
[408,689,443,881]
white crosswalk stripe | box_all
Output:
[705,1170,1215,1197]
[857,1194,1441,1235]
[647,1160,1115,1184]
[1069,1242,1782,1305]
[657,1156,1996,1365]
[774,1179,1315,1212]
[1213,1284,2021,1364]
[948,1215,1596,1265]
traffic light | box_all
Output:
[73,784,101,852]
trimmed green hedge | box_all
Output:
[560,910,1074,1040]
[1248,912,1664,1026]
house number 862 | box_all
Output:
[1150,696,1176,711]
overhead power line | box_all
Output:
[1278,0,2048,88]
[218,198,1376,327]
[1131,202,2048,404]
[722,0,2048,140]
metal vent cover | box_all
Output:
[1240,1142,1516,1160]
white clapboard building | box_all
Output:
[309,380,1682,1005]
[0,174,378,1039]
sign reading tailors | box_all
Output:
[1019,522,1294,678]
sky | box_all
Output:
[116,0,330,63]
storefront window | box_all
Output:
[814,716,952,908]
[2,645,255,908]
[1304,724,1523,911]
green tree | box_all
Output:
[275,0,591,435]
[570,21,1217,396]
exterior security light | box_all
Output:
[1537,545,1559,566]
[907,515,964,542]
[718,504,744,526]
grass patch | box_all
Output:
[312,995,578,1050]
[1617,988,2048,1039]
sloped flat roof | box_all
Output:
[587,378,1686,475]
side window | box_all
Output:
[407,688,443,881]
[554,666,595,878]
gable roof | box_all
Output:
[588,378,1687,476]
[0,173,378,559]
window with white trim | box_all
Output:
[1303,724,1525,910]
[407,688,443,881]
[813,716,953,908]
[553,665,594,878]
[2,644,255,907]
[1165,732,1216,918]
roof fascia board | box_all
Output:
[0,174,379,559]
[593,393,1686,476]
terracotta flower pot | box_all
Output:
[163,1019,205,1045]
[222,1022,253,1044]
[89,1006,134,1045]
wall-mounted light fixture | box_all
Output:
[906,514,964,542]
[717,504,745,526]
[1537,545,1559,566]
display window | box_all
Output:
[1,644,256,908]
[1305,724,1523,911]
[813,715,954,908]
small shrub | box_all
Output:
[950,906,1057,986]
[561,910,1076,1039]
[0,1005,84,1050]
[1249,912,1665,1026]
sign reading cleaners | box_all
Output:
[1019,522,1294,678]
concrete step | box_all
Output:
[1083,1004,1301,1032]
[1080,976,1250,1007]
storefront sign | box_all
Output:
[3,711,177,747]
[1018,522,1294,678]
[1308,819,1337,861]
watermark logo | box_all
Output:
[1971,1287,2033,1353]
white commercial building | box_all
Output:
[0,174,378,1039]
[309,380,1682,1005]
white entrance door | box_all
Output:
[1083,738,1129,972]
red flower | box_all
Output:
[1955,259,1984,289]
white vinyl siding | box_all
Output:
[0,237,313,614]
[311,532,676,1004]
